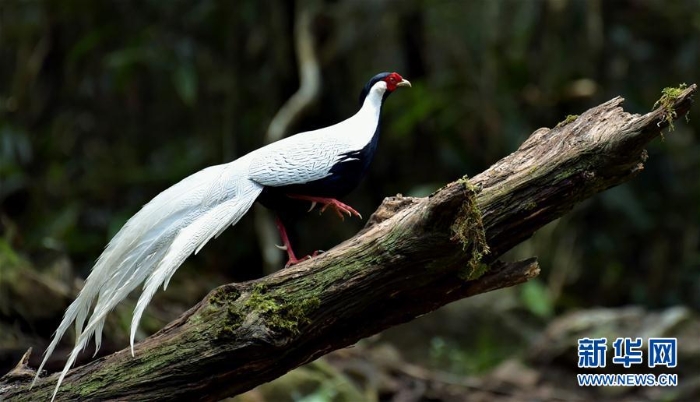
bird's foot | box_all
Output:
[284,255,309,267]
[284,250,324,267]
[287,195,362,220]
[320,200,362,220]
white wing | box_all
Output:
[248,129,349,187]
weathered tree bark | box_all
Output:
[1,84,695,401]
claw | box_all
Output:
[275,244,288,251]
[286,194,362,221]
[307,201,317,212]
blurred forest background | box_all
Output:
[1,0,699,401]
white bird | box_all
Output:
[31,72,410,400]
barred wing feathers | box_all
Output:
[249,130,356,187]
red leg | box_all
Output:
[286,194,362,220]
[275,217,301,267]
[275,217,320,267]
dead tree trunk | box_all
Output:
[0,84,695,401]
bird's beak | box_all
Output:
[396,79,411,88]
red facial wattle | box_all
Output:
[384,72,410,91]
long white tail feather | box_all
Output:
[31,156,264,401]
[28,74,397,400]
[129,191,259,354]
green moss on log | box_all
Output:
[209,286,241,307]
[555,114,579,128]
[450,176,490,277]
[245,285,320,336]
[654,83,688,132]
[459,262,489,281]
[189,286,245,339]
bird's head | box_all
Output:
[359,72,411,106]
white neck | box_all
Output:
[338,81,386,146]
[310,80,387,151]
[359,81,387,119]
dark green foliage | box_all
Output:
[0,0,699,377]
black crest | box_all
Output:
[358,72,392,106]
